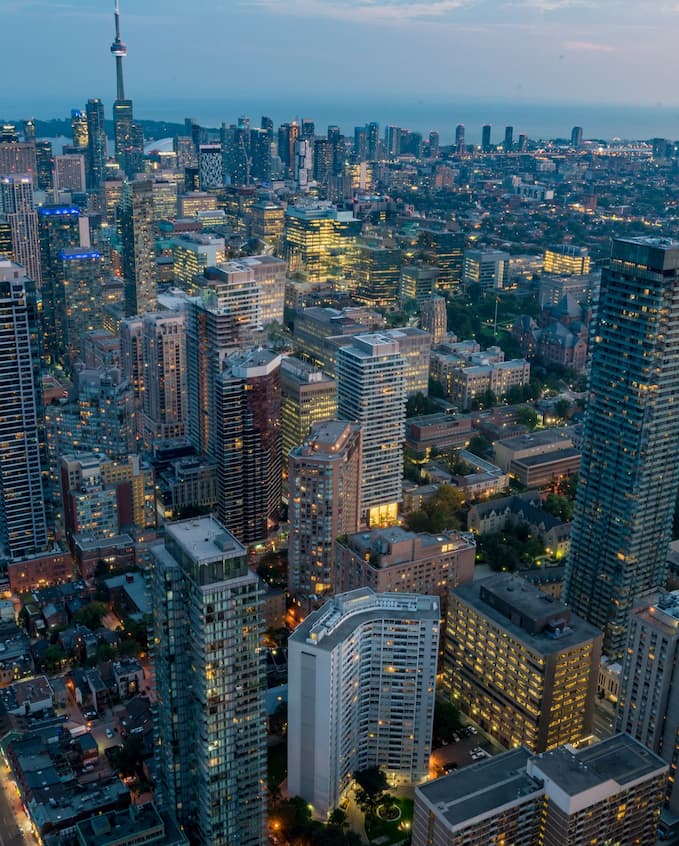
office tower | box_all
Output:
[0,263,48,559]
[54,154,86,193]
[58,248,106,370]
[198,144,222,189]
[412,736,668,846]
[428,130,440,157]
[173,136,196,170]
[151,516,267,846]
[353,241,402,307]
[0,140,38,185]
[260,115,273,140]
[335,526,475,613]
[22,119,35,142]
[141,312,187,447]
[420,295,447,343]
[366,121,380,160]
[221,123,250,187]
[120,179,157,317]
[215,349,282,543]
[385,125,402,157]
[284,203,360,283]
[504,125,514,151]
[463,248,510,291]
[249,128,272,182]
[288,588,439,818]
[400,265,439,305]
[454,123,465,152]
[0,124,18,143]
[0,174,42,286]
[400,130,423,158]
[0,221,12,259]
[34,140,53,191]
[170,233,225,286]
[294,138,312,192]
[381,327,431,397]
[543,244,591,275]
[353,125,367,161]
[186,266,261,457]
[337,333,405,527]
[288,420,361,600]
[564,238,679,656]
[418,228,464,290]
[481,123,492,151]
[250,200,284,248]
[85,98,107,191]
[71,109,89,148]
[280,356,337,461]
[38,205,85,364]
[445,573,602,752]
[301,118,315,141]
[571,125,584,147]
[148,178,178,222]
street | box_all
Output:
[592,701,617,741]
[0,759,37,846]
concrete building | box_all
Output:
[543,244,591,276]
[54,153,86,193]
[288,421,362,600]
[413,735,667,846]
[337,334,406,526]
[419,295,447,343]
[170,233,225,286]
[151,517,267,846]
[288,588,439,818]
[440,358,530,410]
[463,249,510,291]
[445,573,602,752]
[120,180,157,317]
[400,266,440,305]
[141,312,187,447]
[334,526,475,614]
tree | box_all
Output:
[554,398,572,420]
[466,434,491,458]
[110,734,146,779]
[43,644,67,672]
[542,493,574,523]
[516,405,538,430]
[405,484,465,533]
[354,766,388,816]
[73,602,109,631]
[406,392,440,418]
[433,699,462,742]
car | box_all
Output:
[105,728,114,739]
[452,733,460,742]
[469,726,478,734]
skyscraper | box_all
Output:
[481,123,492,152]
[564,238,679,656]
[120,179,157,317]
[287,420,361,600]
[0,174,42,286]
[58,248,106,370]
[141,312,187,447]
[288,588,439,818]
[504,125,514,152]
[110,1,142,177]
[151,516,267,846]
[571,125,584,147]
[85,98,107,191]
[280,356,337,462]
[71,109,89,149]
[337,333,405,526]
[0,262,48,559]
[455,123,465,152]
[420,295,448,344]
[215,349,282,543]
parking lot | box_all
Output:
[431,721,505,775]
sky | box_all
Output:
[1,0,679,134]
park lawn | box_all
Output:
[364,797,414,845]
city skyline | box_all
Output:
[4,0,679,127]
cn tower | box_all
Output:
[110,0,127,101]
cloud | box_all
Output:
[248,0,471,25]
[563,39,615,52]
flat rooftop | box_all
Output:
[529,733,667,796]
[417,749,542,830]
[164,516,246,563]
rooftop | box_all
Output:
[163,516,246,564]
[416,749,542,830]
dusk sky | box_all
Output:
[2,0,678,126]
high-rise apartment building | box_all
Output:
[445,573,602,753]
[543,244,591,275]
[0,140,37,185]
[288,588,439,818]
[481,124,492,151]
[412,736,668,846]
[54,154,86,193]
[198,144,222,190]
[571,125,584,147]
[616,590,679,823]
[280,356,337,462]
[215,349,282,543]
[151,516,267,846]
[0,174,42,286]
[564,238,679,656]
[420,295,447,343]
[288,420,361,600]
[71,109,89,149]
[141,312,187,447]
[120,180,157,317]
[58,248,106,370]
[0,262,48,559]
[186,267,261,457]
[337,333,405,526]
